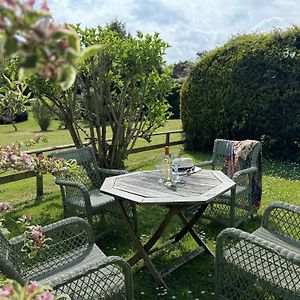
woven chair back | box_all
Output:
[0,234,24,283]
[50,147,102,190]
[212,139,261,171]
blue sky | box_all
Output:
[48,0,300,63]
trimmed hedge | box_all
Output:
[181,27,300,161]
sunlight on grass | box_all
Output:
[0,116,299,300]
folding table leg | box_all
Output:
[178,210,214,256]
[128,206,181,266]
[116,198,169,289]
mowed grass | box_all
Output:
[0,115,299,299]
[0,112,183,151]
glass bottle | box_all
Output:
[162,146,172,186]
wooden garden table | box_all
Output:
[101,169,235,288]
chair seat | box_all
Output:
[37,244,126,299]
[224,229,300,293]
[254,227,300,254]
[89,189,115,211]
[218,185,249,199]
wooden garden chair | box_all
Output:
[0,217,134,299]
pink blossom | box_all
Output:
[0,284,13,296]
[9,155,18,164]
[27,281,39,295]
[22,3,31,12]
[20,153,30,160]
[40,0,48,10]
[35,290,55,300]
[19,214,32,222]
[31,226,45,249]
[0,202,12,212]
[28,0,35,6]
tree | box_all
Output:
[1,3,173,169]
[0,74,31,131]
[0,34,28,130]
[0,0,98,90]
[106,19,128,39]
[78,27,173,168]
[30,26,173,168]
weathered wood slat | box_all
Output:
[2,129,184,200]
[130,140,183,154]
[25,130,184,155]
[0,170,36,184]
[160,247,205,278]
[101,170,236,205]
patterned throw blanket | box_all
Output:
[222,140,262,213]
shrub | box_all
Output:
[181,27,300,161]
[31,99,53,131]
[167,61,192,119]
[167,85,181,119]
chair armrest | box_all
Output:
[55,178,89,194]
[97,167,127,177]
[97,167,127,183]
[10,217,94,247]
[49,256,134,300]
[9,218,95,276]
[55,178,91,208]
[262,201,300,241]
[232,166,257,181]
[195,160,213,168]
[216,227,300,266]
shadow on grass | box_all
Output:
[5,192,63,236]
[99,204,243,300]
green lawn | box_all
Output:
[1,115,299,299]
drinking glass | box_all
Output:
[172,157,186,185]
[155,163,164,184]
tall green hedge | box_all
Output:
[181,27,300,161]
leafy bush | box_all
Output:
[167,85,180,119]
[167,61,192,119]
[31,99,53,131]
[181,27,300,161]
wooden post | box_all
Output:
[35,151,44,201]
[166,132,170,146]
[36,172,43,201]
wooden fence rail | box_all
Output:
[0,130,184,199]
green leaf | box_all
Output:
[22,54,38,69]
[0,7,17,22]
[4,37,19,56]
[51,29,72,40]
[59,66,76,90]
[24,10,50,26]
[78,44,102,64]
[18,68,34,82]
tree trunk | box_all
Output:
[64,118,82,148]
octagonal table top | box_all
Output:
[101,170,235,206]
